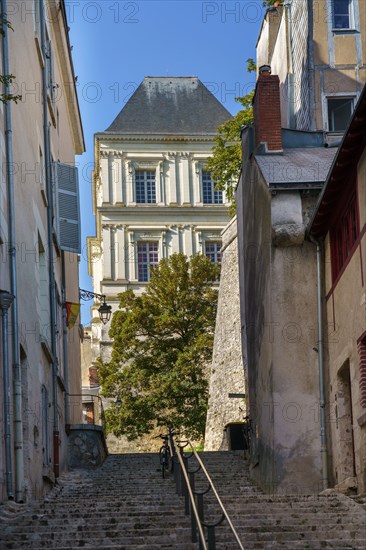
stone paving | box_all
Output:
[0,451,365,549]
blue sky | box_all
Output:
[68,0,264,323]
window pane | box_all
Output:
[135,170,156,204]
[137,242,159,282]
[333,0,350,28]
[202,171,223,205]
[205,242,222,264]
[328,98,353,131]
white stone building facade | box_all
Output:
[87,78,231,404]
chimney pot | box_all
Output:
[259,65,272,75]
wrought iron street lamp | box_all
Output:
[79,289,112,325]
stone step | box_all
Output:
[1,451,365,550]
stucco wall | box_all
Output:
[0,2,83,502]
[324,148,366,493]
[205,218,246,451]
[237,151,322,493]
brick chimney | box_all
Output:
[253,65,283,152]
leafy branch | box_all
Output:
[206,59,256,216]
[0,15,22,104]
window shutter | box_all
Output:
[56,162,81,253]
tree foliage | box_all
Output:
[98,253,220,441]
[0,16,22,104]
[206,60,256,216]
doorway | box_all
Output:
[335,361,356,482]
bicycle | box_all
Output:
[158,427,176,479]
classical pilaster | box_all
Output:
[168,154,178,205]
[128,231,136,281]
[116,225,126,280]
[114,153,123,204]
[108,153,115,205]
[110,225,117,280]
[181,153,191,205]
[159,160,166,205]
[194,161,202,204]
[100,153,109,203]
[102,225,112,279]
[127,161,135,204]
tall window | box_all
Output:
[202,171,223,205]
[332,0,354,29]
[135,170,156,203]
[328,97,354,132]
[205,242,222,264]
[137,242,159,282]
[330,186,359,281]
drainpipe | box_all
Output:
[0,290,15,499]
[61,253,70,429]
[310,236,329,490]
[40,1,59,478]
[1,0,24,503]
[284,0,295,128]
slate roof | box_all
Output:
[105,77,232,135]
[255,148,337,186]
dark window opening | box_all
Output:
[328,97,354,132]
[330,185,359,281]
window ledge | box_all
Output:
[41,338,53,363]
[34,33,44,68]
[332,28,359,34]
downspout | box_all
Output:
[61,253,70,428]
[0,290,14,499]
[40,1,59,478]
[284,0,295,128]
[1,0,24,503]
[310,236,329,490]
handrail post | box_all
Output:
[183,465,190,515]
[189,470,197,543]
[207,526,216,550]
[197,492,205,524]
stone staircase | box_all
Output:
[0,451,365,549]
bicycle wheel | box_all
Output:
[160,446,170,478]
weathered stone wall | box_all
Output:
[205,218,247,450]
[68,425,108,469]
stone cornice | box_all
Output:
[95,134,216,144]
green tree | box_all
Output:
[98,253,220,441]
[206,60,256,216]
[0,16,22,104]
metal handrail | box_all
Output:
[186,439,244,550]
[173,443,208,550]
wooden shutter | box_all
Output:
[56,162,81,253]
